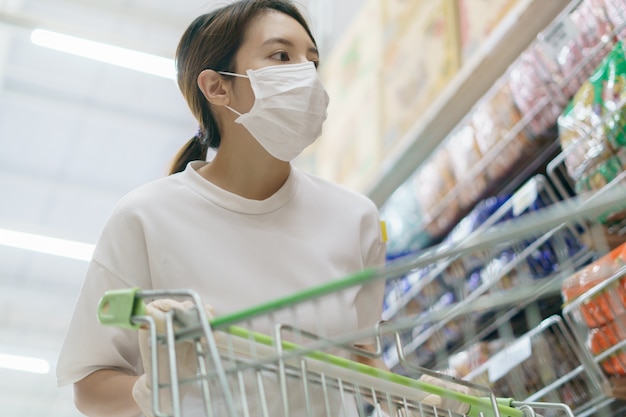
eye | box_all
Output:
[270,51,290,62]
[310,59,319,69]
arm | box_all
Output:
[74,369,141,417]
[73,300,206,417]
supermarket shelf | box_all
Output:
[373,0,626,413]
[365,0,571,207]
[384,260,585,371]
[384,181,626,370]
[428,276,567,324]
[382,173,590,321]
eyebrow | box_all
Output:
[261,37,319,57]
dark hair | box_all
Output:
[169,0,317,175]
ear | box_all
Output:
[197,70,230,106]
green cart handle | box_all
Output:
[98,287,147,329]
[97,288,521,417]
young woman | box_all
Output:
[56,1,390,416]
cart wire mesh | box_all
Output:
[96,186,626,417]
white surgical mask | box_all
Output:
[219,61,329,161]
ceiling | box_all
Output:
[0,0,361,415]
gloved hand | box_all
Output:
[395,394,443,416]
[382,377,470,417]
[417,373,475,415]
[132,299,215,417]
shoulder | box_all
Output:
[116,173,183,211]
[295,168,379,214]
[294,169,387,267]
[104,170,193,231]
[111,161,210,215]
[95,173,184,247]
[91,172,189,277]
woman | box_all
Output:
[56,1,389,416]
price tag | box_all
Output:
[487,337,532,383]
[538,15,580,60]
[512,178,538,216]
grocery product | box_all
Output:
[441,195,511,291]
[575,154,624,193]
[413,148,461,238]
[445,123,488,210]
[472,82,535,183]
[569,0,614,70]
[508,46,564,137]
[558,41,626,196]
[562,246,626,327]
[558,79,613,185]
[459,326,594,410]
[588,315,626,375]
[602,41,626,164]
[603,0,626,40]
[380,179,433,260]
[537,0,613,99]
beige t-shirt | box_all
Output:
[57,161,386,415]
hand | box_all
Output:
[372,377,467,417]
[395,393,443,416]
[417,373,474,415]
[132,299,215,417]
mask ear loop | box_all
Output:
[214,71,248,116]
[217,71,248,79]
[224,105,243,117]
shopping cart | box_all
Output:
[96,188,626,417]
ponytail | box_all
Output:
[168,135,208,175]
[168,118,221,175]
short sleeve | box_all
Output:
[56,261,142,386]
[354,204,387,332]
[56,196,154,386]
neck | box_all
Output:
[198,138,291,200]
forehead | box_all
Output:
[243,10,315,49]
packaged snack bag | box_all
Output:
[558,42,626,196]
[508,48,563,137]
[537,0,613,99]
[570,0,614,69]
[558,77,610,184]
[602,41,626,164]
[603,0,626,40]
[575,154,623,193]
[562,244,626,327]
[589,316,626,375]
[414,147,461,238]
[472,82,534,183]
[445,123,488,210]
[380,179,433,259]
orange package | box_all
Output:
[618,243,626,303]
[562,243,626,327]
[589,316,626,376]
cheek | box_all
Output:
[232,81,256,113]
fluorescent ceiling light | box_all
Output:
[0,228,94,262]
[30,28,176,80]
[0,353,50,374]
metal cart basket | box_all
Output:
[96,188,626,417]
